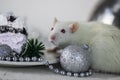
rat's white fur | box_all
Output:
[49,20,120,73]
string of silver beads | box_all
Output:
[0,56,92,77]
[45,61,92,77]
[0,56,43,62]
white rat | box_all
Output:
[48,18,120,73]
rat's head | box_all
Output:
[49,18,79,47]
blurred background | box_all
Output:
[89,0,120,28]
[0,0,119,47]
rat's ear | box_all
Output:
[53,17,58,26]
[69,22,79,33]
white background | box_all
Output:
[0,0,99,38]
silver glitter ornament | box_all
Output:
[0,44,12,57]
[60,45,91,73]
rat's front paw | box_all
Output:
[46,47,60,53]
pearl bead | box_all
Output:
[54,69,59,73]
[25,57,30,62]
[38,58,43,62]
[49,65,53,70]
[31,57,37,61]
[19,57,24,62]
[86,72,89,76]
[73,73,79,77]
[80,73,85,77]
[46,58,92,77]
[6,57,11,61]
[12,57,17,61]
[89,71,92,75]
[60,71,65,75]
[67,72,72,76]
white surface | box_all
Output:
[0,66,119,80]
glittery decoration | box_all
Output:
[0,44,12,57]
[0,32,27,54]
[60,45,91,73]
[0,44,92,77]
[0,54,92,77]
[0,56,45,62]
[47,63,92,77]
[45,45,92,77]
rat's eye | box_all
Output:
[61,29,66,33]
[51,27,54,31]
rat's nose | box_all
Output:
[50,35,56,41]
